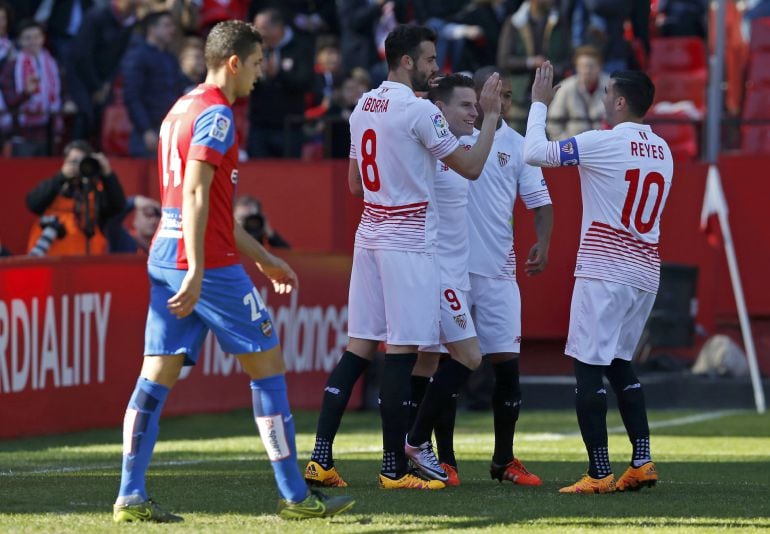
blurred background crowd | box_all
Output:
[1,0,769,258]
[0,0,767,162]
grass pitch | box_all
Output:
[1,409,769,532]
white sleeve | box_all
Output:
[349,142,356,159]
[518,163,552,209]
[523,102,562,167]
[412,101,460,159]
[525,102,609,169]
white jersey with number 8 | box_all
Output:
[349,81,459,252]
[525,102,673,294]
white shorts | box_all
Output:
[565,277,656,366]
[347,247,440,346]
[420,285,477,353]
[468,273,521,355]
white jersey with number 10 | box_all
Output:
[525,102,674,293]
[349,81,459,252]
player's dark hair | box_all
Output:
[472,65,502,91]
[428,73,475,104]
[204,20,263,69]
[610,70,655,118]
[142,10,172,36]
[384,24,436,71]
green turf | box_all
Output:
[1,409,769,532]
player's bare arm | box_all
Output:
[347,158,363,197]
[234,223,298,294]
[442,72,502,179]
[167,159,214,318]
[525,203,554,276]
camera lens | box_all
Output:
[79,156,101,179]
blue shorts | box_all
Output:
[144,264,279,365]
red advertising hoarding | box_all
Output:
[0,252,356,439]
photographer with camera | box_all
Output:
[234,195,290,249]
[25,140,126,256]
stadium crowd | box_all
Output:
[3,0,764,161]
[3,0,769,258]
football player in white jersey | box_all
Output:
[305,25,502,490]
[405,73,486,486]
[524,62,672,494]
[412,68,554,487]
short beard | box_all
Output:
[411,70,431,92]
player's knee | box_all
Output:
[139,354,185,387]
[237,346,286,379]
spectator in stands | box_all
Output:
[419,0,484,73]
[122,10,189,157]
[337,0,392,75]
[446,0,508,72]
[33,0,94,62]
[105,194,161,254]
[656,0,707,39]
[248,7,314,158]
[198,0,248,36]
[274,1,340,37]
[547,45,608,140]
[569,0,649,72]
[305,37,344,121]
[234,196,290,249]
[5,1,38,22]
[0,19,62,156]
[497,0,569,134]
[66,0,138,142]
[138,0,199,35]
[25,140,126,256]
[0,1,15,144]
[178,36,205,90]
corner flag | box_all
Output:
[700,165,765,414]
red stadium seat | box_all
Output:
[649,37,707,73]
[647,112,699,160]
[742,85,770,120]
[741,125,770,154]
[750,17,770,52]
[746,50,770,87]
[651,70,708,110]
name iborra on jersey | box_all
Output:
[361,96,389,113]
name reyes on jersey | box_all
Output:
[630,140,665,160]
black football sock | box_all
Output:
[434,394,458,468]
[408,375,430,429]
[574,360,611,479]
[379,353,417,478]
[434,358,458,467]
[491,358,521,466]
[408,358,472,447]
[310,350,370,469]
[605,359,651,467]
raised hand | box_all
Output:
[531,60,558,106]
[478,71,502,116]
